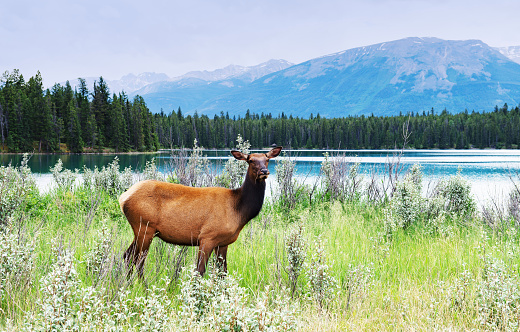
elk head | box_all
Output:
[231,146,282,181]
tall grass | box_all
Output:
[2,144,520,331]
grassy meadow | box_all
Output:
[2,145,520,331]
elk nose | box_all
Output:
[260,168,269,175]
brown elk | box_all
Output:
[119,146,282,276]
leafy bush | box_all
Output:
[508,187,520,226]
[50,159,78,191]
[476,254,520,331]
[307,236,338,309]
[31,249,79,331]
[217,134,250,189]
[83,221,113,277]
[320,152,363,202]
[82,157,133,195]
[343,263,374,311]
[22,245,173,331]
[170,139,215,188]
[275,152,300,209]
[383,177,422,237]
[0,228,35,304]
[432,169,475,219]
[0,153,37,224]
[285,224,307,298]
[141,157,164,181]
[177,265,297,331]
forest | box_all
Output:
[1,70,520,152]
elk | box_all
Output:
[119,146,282,276]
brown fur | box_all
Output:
[120,146,282,276]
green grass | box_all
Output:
[2,183,520,331]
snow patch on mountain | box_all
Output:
[495,46,520,64]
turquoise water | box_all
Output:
[2,149,520,179]
[3,149,520,203]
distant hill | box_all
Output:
[64,72,170,95]
[129,59,293,113]
[62,38,520,118]
[132,37,520,117]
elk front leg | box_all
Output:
[196,240,217,276]
[214,245,228,273]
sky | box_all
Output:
[2,0,520,87]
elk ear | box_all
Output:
[231,150,248,161]
[266,146,282,159]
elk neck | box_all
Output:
[233,173,266,224]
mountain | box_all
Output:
[175,59,294,83]
[64,72,170,95]
[130,59,293,113]
[136,37,520,117]
[495,46,520,64]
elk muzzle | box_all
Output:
[257,168,270,179]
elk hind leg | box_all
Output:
[124,223,155,279]
[124,239,138,277]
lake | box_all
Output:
[2,149,520,205]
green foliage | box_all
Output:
[216,134,250,189]
[82,157,133,196]
[307,236,338,309]
[7,145,520,330]
[0,153,37,224]
[275,152,299,209]
[320,152,363,202]
[178,265,297,331]
[50,159,78,191]
[285,224,307,298]
[3,70,520,152]
[383,174,423,237]
[432,169,476,219]
[0,227,35,304]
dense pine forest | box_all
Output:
[1,70,520,152]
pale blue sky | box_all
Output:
[1,0,519,86]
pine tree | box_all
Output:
[66,99,83,152]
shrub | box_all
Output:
[444,266,474,314]
[320,152,363,202]
[406,164,423,192]
[83,221,113,277]
[343,263,374,311]
[31,249,79,331]
[142,157,164,181]
[307,236,338,309]
[217,134,250,189]
[476,254,520,331]
[275,152,299,209]
[83,157,134,195]
[22,246,172,331]
[0,227,35,304]
[177,264,297,331]
[285,224,307,298]
[432,169,475,219]
[50,159,78,191]
[170,139,214,188]
[0,153,37,224]
[383,176,422,237]
[508,187,520,226]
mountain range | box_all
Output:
[67,37,520,118]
